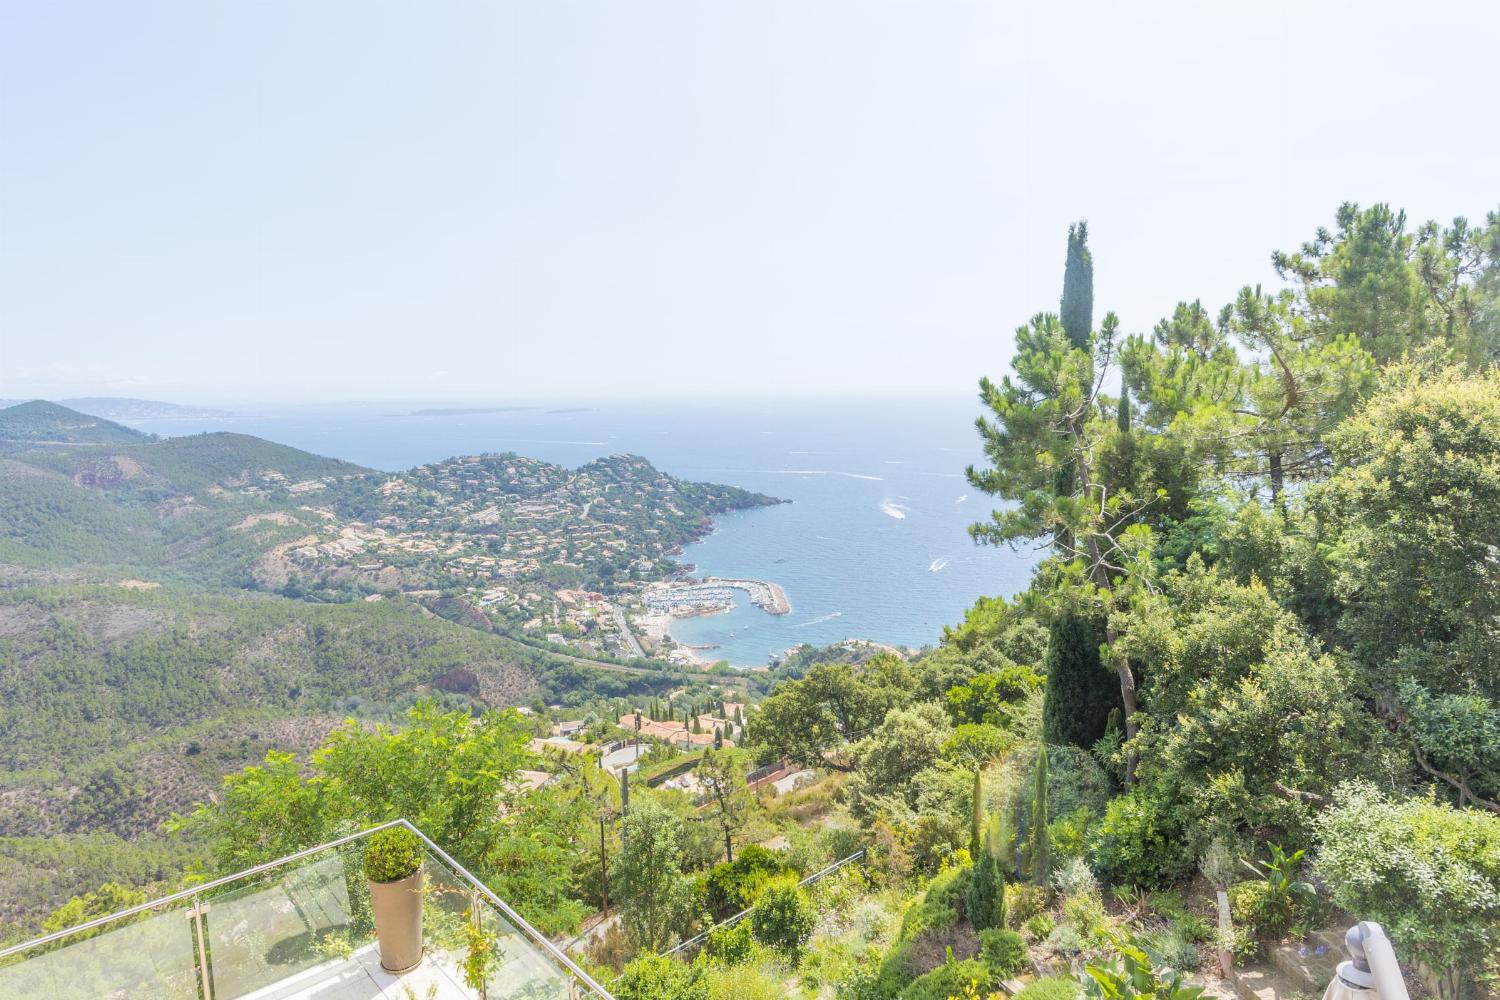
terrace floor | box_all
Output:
[241,942,474,1000]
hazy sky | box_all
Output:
[1,1,1496,404]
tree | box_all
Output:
[697,748,751,863]
[967,815,1006,931]
[1314,782,1500,998]
[1041,611,1122,751]
[613,798,694,954]
[749,876,817,954]
[968,226,1157,785]
[745,660,910,771]
[1028,744,1050,886]
[1061,221,1094,349]
[845,702,953,821]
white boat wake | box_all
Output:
[928,558,950,572]
[793,611,843,628]
[955,495,968,504]
[880,500,909,519]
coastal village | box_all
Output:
[226,451,791,667]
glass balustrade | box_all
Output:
[0,821,612,1000]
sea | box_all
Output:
[132,397,1038,667]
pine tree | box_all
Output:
[1061,221,1094,350]
[1029,744,1050,886]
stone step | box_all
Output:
[1269,939,1341,993]
[1308,928,1350,956]
[1233,964,1318,1000]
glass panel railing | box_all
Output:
[0,901,199,1000]
[0,822,615,1000]
[201,847,360,999]
[420,848,573,1000]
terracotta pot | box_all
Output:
[368,867,424,972]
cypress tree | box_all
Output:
[1029,743,1050,886]
[969,769,983,859]
[1060,221,1094,350]
[1117,380,1131,433]
[1041,611,1123,749]
[967,815,1006,930]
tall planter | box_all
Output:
[364,827,425,973]
[369,867,424,972]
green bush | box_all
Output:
[615,954,710,1000]
[979,927,1027,978]
[1226,879,1286,938]
[1136,927,1200,973]
[702,845,791,920]
[1005,883,1049,929]
[702,920,756,964]
[363,826,422,883]
[899,959,992,1000]
[1025,913,1055,942]
[1314,781,1500,996]
[1045,924,1085,956]
[1060,891,1107,940]
[749,877,817,954]
[1015,976,1082,1000]
[1088,792,1188,887]
[899,865,969,939]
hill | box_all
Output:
[57,397,236,421]
[0,400,151,447]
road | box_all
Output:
[609,603,646,658]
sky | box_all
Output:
[1,1,1496,405]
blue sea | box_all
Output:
[133,397,1038,666]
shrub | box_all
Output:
[1088,792,1188,887]
[1136,927,1200,973]
[702,920,756,964]
[1084,941,1205,1000]
[900,865,969,938]
[899,959,992,1000]
[1045,925,1085,956]
[1051,857,1098,898]
[614,954,710,1000]
[1061,890,1107,941]
[1314,782,1500,998]
[979,928,1027,978]
[703,959,785,1000]
[967,851,1005,930]
[749,877,817,954]
[1227,880,1278,937]
[1025,913,1055,942]
[703,845,790,920]
[1006,883,1049,929]
[1049,806,1096,869]
[1015,976,1083,1000]
[364,827,422,883]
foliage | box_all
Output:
[614,798,695,954]
[748,876,816,954]
[979,927,1027,977]
[701,919,756,965]
[1028,744,1050,885]
[1084,940,1206,1000]
[966,824,1005,931]
[846,702,953,822]
[1087,793,1186,888]
[1234,842,1315,937]
[899,958,992,1000]
[613,954,710,1000]
[364,827,423,883]
[1042,612,1121,750]
[746,659,913,771]
[458,909,498,999]
[1016,977,1083,1000]
[1313,781,1500,995]
[701,844,792,921]
[40,882,147,940]
[948,667,1044,730]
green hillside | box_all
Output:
[0,400,150,447]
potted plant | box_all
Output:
[365,826,425,972]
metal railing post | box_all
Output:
[187,895,213,1000]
